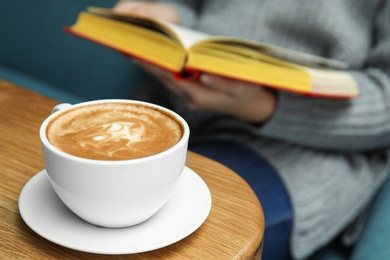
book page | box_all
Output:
[194,37,349,70]
[162,22,210,49]
[88,7,210,50]
[87,7,348,69]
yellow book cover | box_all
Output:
[66,7,359,98]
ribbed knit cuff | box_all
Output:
[259,91,316,140]
[258,90,353,150]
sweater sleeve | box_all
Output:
[259,1,390,152]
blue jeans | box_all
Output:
[190,140,293,260]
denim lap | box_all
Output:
[189,140,293,260]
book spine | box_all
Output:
[173,69,201,81]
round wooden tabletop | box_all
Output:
[0,79,265,259]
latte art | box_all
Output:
[47,102,183,160]
[86,121,144,142]
[79,120,149,157]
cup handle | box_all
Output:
[51,103,72,114]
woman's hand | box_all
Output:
[113,1,276,123]
[134,60,277,124]
[113,1,181,24]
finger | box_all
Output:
[199,74,233,94]
[113,2,180,23]
[200,74,258,97]
[133,61,234,111]
[175,80,232,110]
[135,60,173,80]
[113,2,146,14]
[160,77,198,107]
[132,59,190,100]
[160,77,183,96]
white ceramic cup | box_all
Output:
[40,99,190,228]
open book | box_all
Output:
[66,7,359,98]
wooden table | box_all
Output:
[0,79,264,259]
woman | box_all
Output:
[114,1,390,259]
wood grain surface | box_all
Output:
[0,79,264,259]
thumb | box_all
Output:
[113,2,180,24]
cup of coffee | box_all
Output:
[40,99,189,228]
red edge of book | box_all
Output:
[64,26,358,100]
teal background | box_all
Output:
[0,0,146,103]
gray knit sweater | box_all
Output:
[134,0,390,259]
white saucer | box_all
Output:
[18,167,211,254]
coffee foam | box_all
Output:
[47,102,183,160]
